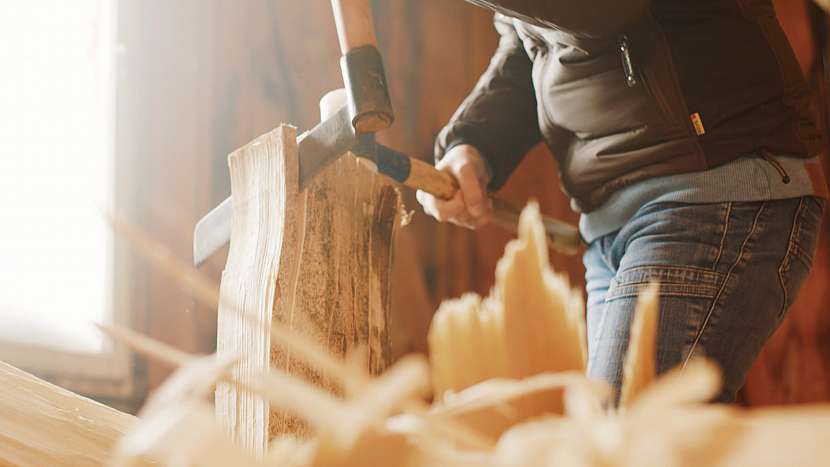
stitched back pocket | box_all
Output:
[606,265,723,302]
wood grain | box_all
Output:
[0,361,138,467]
[331,0,378,53]
[214,124,401,453]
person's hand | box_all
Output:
[416,144,493,229]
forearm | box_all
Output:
[435,14,542,190]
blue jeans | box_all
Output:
[584,196,825,403]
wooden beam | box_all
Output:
[215,124,401,455]
[0,361,138,467]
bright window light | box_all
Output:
[0,1,116,354]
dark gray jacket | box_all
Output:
[437,0,822,211]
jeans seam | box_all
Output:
[792,244,814,269]
[608,290,716,300]
[613,279,716,287]
[614,264,722,279]
[683,201,767,368]
[778,197,804,317]
[712,202,732,271]
[609,281,719,299]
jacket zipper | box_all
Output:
[619,36,637,88]
[760,149,791,184]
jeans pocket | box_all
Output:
[778,197,825,316]
[606,265,723,301]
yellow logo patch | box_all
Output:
[690,112,705,136]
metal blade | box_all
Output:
[193,196,232,266]
[192,107,359,266]
[297,105,357,186]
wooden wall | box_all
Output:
[116,0,829,406]
[742,0,830,405]
[117,0,218,402]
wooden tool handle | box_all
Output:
[401,159,582,255]
[407,157,458,200]
[489,199,582,255]
[331,0,378,54]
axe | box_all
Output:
[192,0,581,266]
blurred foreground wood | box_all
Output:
[429,202,587,437]
[102,202,830,467]
[215,124,401,455]
[0,361,139,467]
[0,201,783,466]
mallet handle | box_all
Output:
[331,0,377,54]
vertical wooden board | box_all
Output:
[215,124,401,449]
[216,126,296,456]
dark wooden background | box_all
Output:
[115,0,830,408]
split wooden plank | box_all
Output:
[0,360,139,467]
[429,201,586,396]
[215,124,401,454]
[215,127,288,457]
[428,201,586,437]
[497,200,587,380]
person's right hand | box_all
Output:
[416,144,493,229]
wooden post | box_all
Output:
[0,361,138,467]
[215,125,401,455]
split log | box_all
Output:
[427,201,586,437]
[0,360,138,467]
[215,124,401,455]
[429,201,586,396]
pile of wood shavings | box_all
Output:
[106,202,830,467]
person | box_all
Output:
[416,0,828,403]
